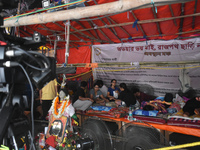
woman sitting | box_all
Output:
[90,83,109,105]
[107,79,120,100]
[114,83,136,107]
[183,95,200,117]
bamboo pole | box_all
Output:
[192,0,197,29]
[54,38,57,58]
[53,22,88,43]
[46,12,200,38]
[87,20,101,40]
[56,60,200,68]
[169,5,177,26]
[151,7,162,35]
[75,20,96,39]
[108,17,131,37]
[71,12,200,34]
[121,29,200,40]
[2,0,193,27]
[65,20,70,64]
[130,11,146,37]
[70,25,109,43]
[91,0,121,41]
[179,3,185,37]
[89,19,113,43]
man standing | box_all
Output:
[73,81,94,111]
[40,78,58,119]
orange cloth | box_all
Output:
[85,113,200,137]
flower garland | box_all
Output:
[51,95,70,118]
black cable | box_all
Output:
[22,61,48,71]
[12,46,50,71]
[18,64,36,150]
[12,46,43,69]
[28,51,50,70]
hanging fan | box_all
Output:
[114,122,169,150]
[78,117,113,150]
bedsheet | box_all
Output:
[167,109,200,128]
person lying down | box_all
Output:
[141,93,173,114]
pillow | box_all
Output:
[90,106,113,111]
[155,96,164,101]
[173,94,186,108]
[133,109,158,117]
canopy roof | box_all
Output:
[2,0,200,68]
[4,0,198,49]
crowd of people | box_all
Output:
[32,78,200,120]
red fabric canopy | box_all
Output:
[18,0,200,74]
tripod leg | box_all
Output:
[8,126,18,150]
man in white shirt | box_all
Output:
[96,80,108,98]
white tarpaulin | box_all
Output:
[92,38,200,96]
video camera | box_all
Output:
[0,1,56,149]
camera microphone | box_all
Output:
[3,61,19,67]
[5,50,23,57]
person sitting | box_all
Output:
[96,80,108,98]
[132,87,156,103]
[90,83,109,105]
[107,79,120,100]
[114,83,136,107]
[183,95,200,117]
[72,81,94,111]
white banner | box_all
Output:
[92,38,200,96]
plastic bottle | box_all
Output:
[128,107,133,121]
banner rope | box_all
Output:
[153,141,200,150]
[95,65,200,72]
[57,70,92,80]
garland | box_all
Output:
[51,95,70,118]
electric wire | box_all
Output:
[12,46,44,70]
[10,46,50,71]
[4,0,92,21]
[27,51,50,71]
[18,63,35,150]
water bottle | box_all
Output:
[128,107,133,121]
